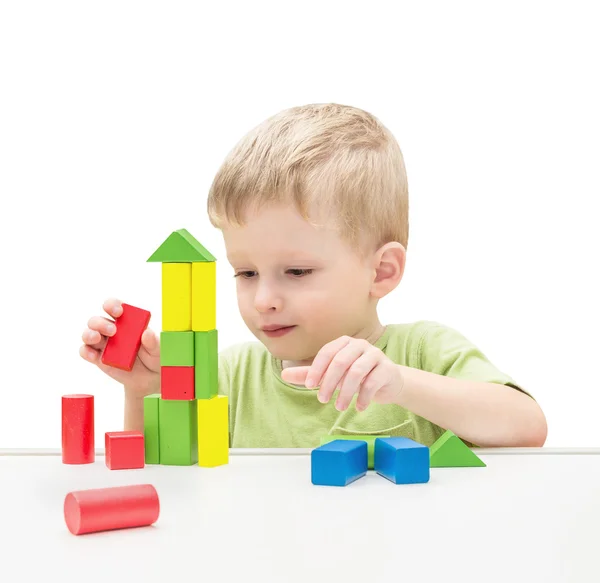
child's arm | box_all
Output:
[282,334,547,448]
[394,365,547,447]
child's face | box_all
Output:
[222,203,378,362]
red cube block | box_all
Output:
[101,303,151,371]
[105,431,145,470]
[161,366,195,400]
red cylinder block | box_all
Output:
[62,394,94,464]
[64,484,160,535]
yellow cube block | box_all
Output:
[197,395,229,467]
[192,261,216,331]
[162,263,191,331]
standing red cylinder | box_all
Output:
[64,484,160,535]
[62,394,94,464]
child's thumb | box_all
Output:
[141,328,160,356]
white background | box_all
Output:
[1,1,598,448]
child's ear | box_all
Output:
[371,242,406,298]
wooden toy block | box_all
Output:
[192,261,216,331]
[64,484,159,535]
[194,330,218,399]
[320,434,389,470]
[161,365,195,400]
[430,430,486,467]
[374,437,430,484]
[101,303,151,371]
[147,228,216,263]
[143,394,160,464]
[105,431,145,470]
[158,398,198,465]
[197,395,229,467]
[162,263,191,331]
[62,394,94,464]
[311,439,368,486]
[160,331,194,366]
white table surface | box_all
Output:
[1,447,600,583]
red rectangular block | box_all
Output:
[161,366,195,400]
[101,303,151,371]
[105,431,145,470]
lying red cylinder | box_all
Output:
[64,484,160,535]
[62,394,94,464]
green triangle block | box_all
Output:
[430,430,486,467]
[147,228,216,262]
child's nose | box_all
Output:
[254,283,283,312]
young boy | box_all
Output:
[80,103,547,449]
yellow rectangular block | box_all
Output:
[192,261,216,331]
[162,263,191,331]
[197,395,229,467]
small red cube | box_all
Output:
[105,431,145,470]
[161,366,195,400]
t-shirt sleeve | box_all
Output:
[415,321,533,399]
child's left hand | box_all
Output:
[280,335,405,412]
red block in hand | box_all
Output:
[105,431,145,470]
[101,303,151,371]
[161,366,195,400]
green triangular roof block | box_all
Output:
[147,228,216,263]
[430,430,486,467]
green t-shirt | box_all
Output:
[217,320,530,448]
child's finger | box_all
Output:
[102,297,123,319]
[81,328,107,350]
[87,315,116,337]
[79,344,99,363]
[305,336,353,388]
[140,328,160,357]
[281,366,311,385]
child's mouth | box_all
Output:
[262,326,296,338]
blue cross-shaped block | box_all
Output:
[311,439,368,486]
[374,437,430,484]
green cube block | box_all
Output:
[160,331,194,366]
[320,434,389,469]
[194,329,218,399]
[143,394,161,464]
[158,399,198,465]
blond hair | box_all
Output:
[207,103,409,257]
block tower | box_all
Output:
[143,228,229,467]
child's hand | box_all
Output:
[79,297,161,398]
[281,335,405,412]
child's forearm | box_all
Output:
[394,365,547,448]
[123,390,145,433]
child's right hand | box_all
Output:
[79,297,160,398]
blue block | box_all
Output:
[311,439,368,486]
[374,437,430,484]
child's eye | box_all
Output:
[233,271,256,279]
[233,269,313,278]
[287,269,313,277]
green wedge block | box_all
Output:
[194,329,218,399]
[158,399,198,465]
[147,228,216,263]
[143,394,160,464]
[160,331,194,366]
[429,430,486,467]
[320,434,389,469]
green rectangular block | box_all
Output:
[194,329,218,399]
[158,398,198,465]
[320,434,389,469]
[160,331,194,366]
[143,394,160,464]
